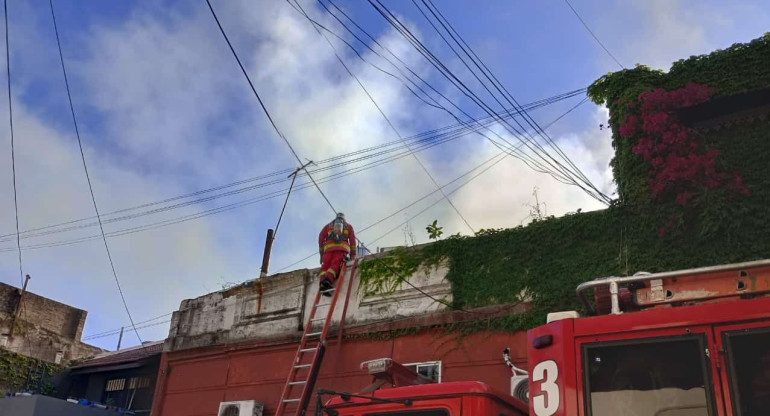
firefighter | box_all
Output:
[318,212,356,295]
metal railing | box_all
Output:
[576,259,770,315]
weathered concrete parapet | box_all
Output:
[0,282,103,363]
[165,257,452,352]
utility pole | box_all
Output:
[260,160,313,278]
[9,274,31,339]
[116,327,124,351]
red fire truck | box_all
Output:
[319,259,770,416]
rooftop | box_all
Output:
[71,340,163,370]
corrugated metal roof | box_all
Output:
[72,340,163,369]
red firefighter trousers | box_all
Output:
[320,250,346,285]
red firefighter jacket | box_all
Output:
[318,221,357,256]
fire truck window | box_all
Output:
[584,337,711,416]
[724,329,770,415]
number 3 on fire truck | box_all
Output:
[532,360,559,416]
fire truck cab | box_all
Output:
[323,259,770,416]
[529,259,770,416]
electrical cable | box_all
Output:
[369,0,610,203]
[563,0,625,69]
[366,0,590,192]
[318,0,579,186]
[0,88,582,244]
[49,0,145,347]
[4,0,23,287]
[205,0,336,214]
[82,320,173,341]
[0,91,584,252]
[81,312,174,339]
[420,0,607,202]
[413,0,609,204]
[291,0,476,233]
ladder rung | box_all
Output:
[294,364,312,369]
[311,317,326,322]
[316,303,331,308]
[320,288,335,294]
[283,399,301,403]
[300,347,317,353]
[306,331,322,338]
[288,381,306,386]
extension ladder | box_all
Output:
[275,259,358,416]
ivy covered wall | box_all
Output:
[358,34,770,335]
[0,348,62,395]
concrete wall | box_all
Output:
[0,282,104,363]
[165,257,453,352]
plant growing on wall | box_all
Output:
[426,220,444,241]
[0,350,62,395]
[617,82,750,235]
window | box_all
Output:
[105,378,126,392]
[404,361,441,383]
[724,328,770,415]
[583,336,712,416]
[128,376,152,389]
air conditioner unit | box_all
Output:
[218,400,264,416]
[511,374,529,403]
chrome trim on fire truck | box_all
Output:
[576,259,770,315]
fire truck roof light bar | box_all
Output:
[576,259,770,315]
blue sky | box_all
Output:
[0,0,767,350]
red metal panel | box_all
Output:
[228,345,296,386]
[322,337,393,376]
[166,357,230,392]
[162,388,226,416]
[527,318,577,416]
[574,295,770,337]
[155,330,530,416]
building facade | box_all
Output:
[151,260,528,416]
[60,341,163,415]
[0,281,104,364]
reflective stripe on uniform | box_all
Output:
[322,242,350,251]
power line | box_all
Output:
[318,0,582,187]
[413,0,610,204]
[82,312,174,339]
[0,88,581,243]
[205,0,336,215]
[290,0,476,234]
[563,0,625,69]
[48,0,145,347]
[0,90,585,252]
[420,0,603,198]
[82,319,172,341]
[367,0,605,202]
[4,0,22,287]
